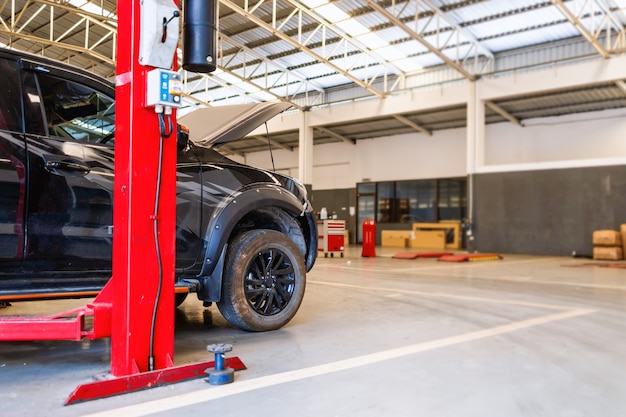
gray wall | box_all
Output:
[473,165,626,256]
[310,188,357,244]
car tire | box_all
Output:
[175,293,188,307]
[217,229,306,331]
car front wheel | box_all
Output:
[217,229,306,331]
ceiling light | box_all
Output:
[315,4,350,23]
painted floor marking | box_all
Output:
[308,279,573,311]
[81,307,594,417]
[420,271,626,291]
[314,260,626,291]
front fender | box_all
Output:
[198,184,305,278]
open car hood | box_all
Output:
[178,102,292,146]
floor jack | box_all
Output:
[0,0,244,404]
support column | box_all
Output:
[466,80,485,250]
[298,110,314,188]
[112,0,177,375]
[466,80,486,176]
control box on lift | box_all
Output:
[146,68,182,108]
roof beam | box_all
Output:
[393,114,432,136]
[250,135,294,152]
[220,0,387,98]
[551,0,611,58]
[314,126,356,144]
[365,0,478,81]
[419,0,494,60]
[485,101,522,126]
[0,28,115,64]
[615,80,626,95]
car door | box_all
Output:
[0,56,27,272]
[22,64,114,273]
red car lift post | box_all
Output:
[0,0,244,405]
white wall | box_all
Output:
[233,56,626,188]
[242,127,467,189]
[481,108,626,172]
[351,128,467,184]
[240,105,626,190]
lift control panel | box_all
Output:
[146,68,182,108]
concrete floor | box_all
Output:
[2,246,626,417]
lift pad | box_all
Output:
[439,254,503,262]
[392,252,454,259]
[65,357,246,405]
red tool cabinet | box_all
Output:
[317,220,346,258]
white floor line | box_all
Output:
[81,308,595,417]
[308,279,574,311]
[315,261,626,291]
[420,271,626,291]
[317,256,561,275]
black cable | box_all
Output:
[149,112,172,371]
[264,121,275,172]
[158,112,174,138]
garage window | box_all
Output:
[358,177,466,225]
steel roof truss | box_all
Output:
[485,101,522,127]
[366,0,492,81]
[393,114,432,136]
[220,33,325,94]
[314,126,355,144]
[551,0,626,58]
[211,14,368,106]
[250,135,293,151]
[220,0,390,98]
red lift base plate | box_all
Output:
[439,254,503,262]
[392,252,454,259]
[66,357,246,405]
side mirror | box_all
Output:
[177,124,190,152]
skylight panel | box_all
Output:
[374,45,407,62]
[215,72,241,85]
[238,81,261,94]
[250,91,277,101]
[391,57,423,73]
[335,19,370,37]
[299,0,328,8]
[355,32,389,49]
[315,4,350,23]
[69,0,116,18]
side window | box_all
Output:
[36,73,115,144]
[0,58,24,132]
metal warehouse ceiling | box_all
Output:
[0,0,625,155]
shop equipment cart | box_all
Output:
[317,220,346,258]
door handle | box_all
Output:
[44,158,91,177]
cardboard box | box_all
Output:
[593,246,623,261]
[409,230,445,249]
[592,230,622,246]
[381,230,411,247]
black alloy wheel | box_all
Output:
[217,229,306,331]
